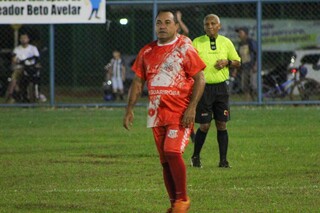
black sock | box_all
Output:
[192,128,207,158]
[217,130,228,161]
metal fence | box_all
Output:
[0,0,320,107]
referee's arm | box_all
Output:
[228,59,241,69]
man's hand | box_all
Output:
[214,59,228,70]
[182,106,196,128]
[176,11,182,22]
[123,110,134,130]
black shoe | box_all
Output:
[219,160,231,168]
[191,156,202,168]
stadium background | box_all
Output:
[0,0,319,107]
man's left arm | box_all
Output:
[215,40,241,70]
[228,40,241,69]
[228,59,241,69]
[215,59,240,70]
[181,71,205,128]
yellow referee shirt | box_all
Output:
[193,34,241,84]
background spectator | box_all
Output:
[235,26,257,101]
[105,49,126,101]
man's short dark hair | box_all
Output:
[19,31,30,37]
[235,27,249,35]
[156,9,178,24]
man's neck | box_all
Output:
[157,36,178,46]
[207,34,218,39]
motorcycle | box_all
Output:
[8,56,44,103]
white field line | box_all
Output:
[45,188,158,193]
[229,185,319,191]
[43,185,319,193]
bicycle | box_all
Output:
[263,64,320,101]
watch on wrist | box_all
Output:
[228,60,232,67]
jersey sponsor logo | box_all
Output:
[148,89,180,96]
[167,129,178,139]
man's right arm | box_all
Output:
[11,49,18,65]
[123,75,145,130]
[11,55,18,65]
[181,71,205,128]
[176,11,189,36]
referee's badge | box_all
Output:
[224,110,229,116]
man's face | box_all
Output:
[204,16,221,38]
[20,34,30,46]
[155,11,178,44]
[237,30,247,41]
[113,51,120,59]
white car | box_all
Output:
[287,48,320,97]
[287,48,320,82]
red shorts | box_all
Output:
[152,124,191,164]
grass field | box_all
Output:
[0,106,319,212]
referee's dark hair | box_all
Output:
[156,9,178,24]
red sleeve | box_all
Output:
[184,45,206,77]
[131,48,146,80]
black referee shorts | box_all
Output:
[195,81,230,124]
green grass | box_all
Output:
[0,106,319,212]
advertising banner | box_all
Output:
[0,0,106,24]
[221,18,320,51]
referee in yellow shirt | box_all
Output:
[191,14,241,168]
